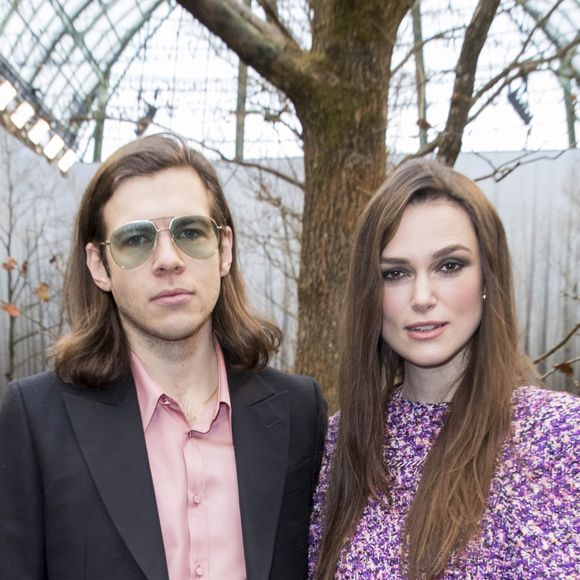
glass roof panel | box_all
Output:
[0,0,171,152]
[0,0,577,167]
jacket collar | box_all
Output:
[63,374,169,580]
[64,366,291,580]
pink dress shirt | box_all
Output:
[131,344,246,580]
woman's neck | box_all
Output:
[402,353,465,403]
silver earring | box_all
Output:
[482,292,487,301]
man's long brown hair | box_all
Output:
[52,133,281,388]
[315,159,533,578]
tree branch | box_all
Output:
[402,133,443,164]
[541,356,580,381]
[390,26,464,77]
[533,321,580,365]
[143,117,305,189]
[436,0,501,166]
[472,149,573,183]
[198,139,305,190]
[176,0,320,96]
[255,0,294,41]
[411,0,428,147]
[470,37,579,114]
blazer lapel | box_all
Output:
[229,368,290,580]
[63,375,169,580]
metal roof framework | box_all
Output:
[0,0,173,169]
[0,1,577,171]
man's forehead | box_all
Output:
[101,169,213,229]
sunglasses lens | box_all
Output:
[172,216,219,259]
[109,221,157,269]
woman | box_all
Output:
[308,159,579,579]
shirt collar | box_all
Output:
[131,339,231,432]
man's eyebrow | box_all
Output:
[380,244,473,265]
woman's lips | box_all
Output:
[405,321,448,340]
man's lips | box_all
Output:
[405,321,448,340]
[152,288,193,305]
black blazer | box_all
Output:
[0,366,327,580]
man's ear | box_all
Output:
[86,242,112,292]
[219,226,233,277]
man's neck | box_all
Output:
[128,325,219,407]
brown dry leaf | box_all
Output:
[554,362,574,376]
[417,118,432,130]
[2,303,20,317]
[36,282,50,302]
[2,257,17,271]
[21,260,29,275]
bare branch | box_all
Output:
[402,133,443,164]
[436,0,501,166]
[255,0,294,41]
[391,27,464,77]
[517,0,565,55]
[189,137,305,190]
[469,38,580,121]
[230,157,304,190]
[472,149,574,183]
[533,322,580,365]
[176,0,320,96]
[138,114,305,190]
[541,356,580,381]
[411,0,428,147]
[562,290,580,302]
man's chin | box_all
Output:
[122,317,213,348]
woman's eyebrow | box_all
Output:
[432,244,472,260]
[380,244,472,265]
[380,256,409,265]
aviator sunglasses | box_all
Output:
[101,215,223,269]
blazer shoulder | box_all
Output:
[228,365,327,427]
[4,371,133,414]
[2,371,79,419]
[11,370,66,390]
[4,370,70,400]
[257,367,318,385]
[253,365,321,393]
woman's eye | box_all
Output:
[381,269,408,282]
[439,260,464,274]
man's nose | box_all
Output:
[151,230,185,273]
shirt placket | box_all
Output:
[185,428,209,579]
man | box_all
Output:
[0,134,326,580]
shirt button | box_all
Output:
[193,493,201,504]
[195,565,204,576]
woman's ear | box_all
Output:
[86,243,112,292]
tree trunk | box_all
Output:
[291,1,411,408]
[175,0,418,407]
[295,118,387,409]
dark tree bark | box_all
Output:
[176,0,501,408]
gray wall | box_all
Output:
[1,131,578,394]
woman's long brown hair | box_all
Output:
[315,159,532,579]
[52,133,281,388]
